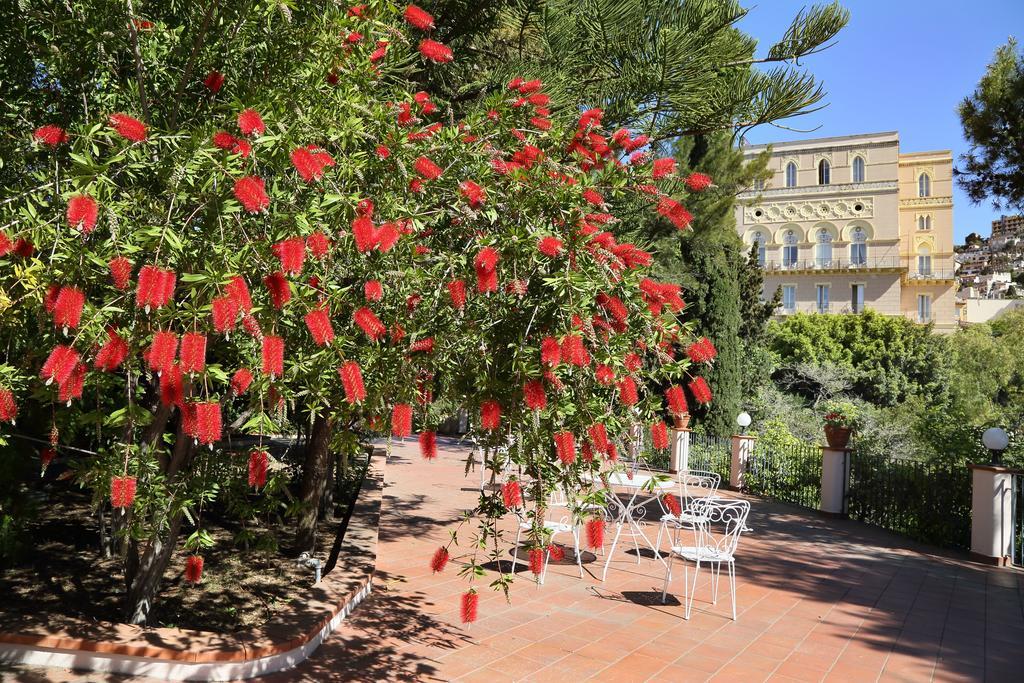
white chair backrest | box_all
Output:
[697,499,750,559]
[679,470,720,500]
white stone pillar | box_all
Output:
[969,464,1014,566]
[820,446,851,516]
[730,434,756,489]
[670,428,690,473]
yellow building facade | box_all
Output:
[735,131,957,332]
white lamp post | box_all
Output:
[736,411,752,435]
[982,427,1009,465]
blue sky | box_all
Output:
[738,0,1023,243]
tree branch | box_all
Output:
[125,0,150,122]
[168,0,220,129]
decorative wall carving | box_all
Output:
[744,196,875,225]
[738,180,897,200]
[900,196,952,208]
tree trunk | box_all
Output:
[294,414,332,553]
[125,513,184,625]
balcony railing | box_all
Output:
[762,257,902,272]
[779,303,838,315]
[905,270,956,281]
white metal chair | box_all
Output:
[513,487,584,584]
[660,498,750,621]
[654,470,721,556]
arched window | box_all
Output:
[782,230,798,267]
[850,227,867,265]
[852,156,865,183]
[752,177,765,191]
[785,162,797,188]
[816,228,833,266]
[918,246,932,276]
[917,214,932,230]
[918,173,931,197]
[818,159,831,185]
[751,231,766,266]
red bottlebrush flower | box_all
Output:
[652,420,670,451]
[548,544,565,562]
[185,555,204,584]
[553,431,576,465]
[687,337,718,364]
[0,387,17,423]
[109,113,147,142]
[41,345,80,387]
[586,518,605,550]
[537,236,563,257]
[523,379,546,411]
[237,108,265,136]
[346,31,363,44]
[376,223,401,253]
[617,376,639,406]
[181,402,198,438]
[404,4,435,29]
[419,430,437,460]
[348,3,367,17]
[624,352,642,372]
[689,376,713,405]
[358,199,375,218]
[580,441,594,462]
[248,450,269,488]
[52,286,85,330]
[652,157,677,179]
[419,39,453,63]
[561,334,590,367]
[375,144,391,159]
[459,180,486,207]
[663,493,682,516]
[262,335,284,378]
[211,295,239,333]
[353,307,386,342]
[413,155,442,180]
[406,293,422,312]
[94,328,129,372]
[242,313,261,339]
[0,230,10,257]
[11,238,33,258]
[474,246,499,293]
[364,280,384,302]
[665,385,688,416]
[146,331,178,373]
[656,196,693,230]
[338,361,367,404]
[179,332,207,374]
[397,102,415,127]
[272,237,306,275]
[203,70,224,92]
[195,402,221,445]
[595,364,615,385]
[479,399,501,431]
[351,216,378,253]
[446,280,466,309]
[231,138,252,157]
[40,447,56,469]
[540,336,561,367]
[109,256,132,290]
[501,480,521,508]
[307,232,330,259]
[231,368,253,395]
[530,116,552,131]
[34,125,68,147]
[291,147,322,182]
[582,188,605,207]
[304,307,334,346]
[588,423,609,454]
[476,267,497,294]
[506,279,528,297]
[110,476,137,508]
[685,172,713,192]
[234,176,269,213]
[263,272,291,309]
[66,195,99,234]
[528,547,545,576]
[460,590,479,624]
[427,545,450,574]
[226,276,252,312]
[213,131,235,149]
[596,292,628,323]
[136,265,176,310]
[409,337,435,354]
[391,403,413,438]
[370,40,389,62]
[57,362,85,404]
[159,364,184,407]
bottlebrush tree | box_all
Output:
[0,1,710,625]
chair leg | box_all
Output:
[685,559,701,620]
[728,561,737,621]
[711,562,720,605]
[514,525,523,574]
[661,551,675,603]
[655,522,663,555]
[572,528,584,578]
[540,547,551,586]
[631,524,641,564]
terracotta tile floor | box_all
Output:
[6,437,1023,682]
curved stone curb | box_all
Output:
[0,448,385,681]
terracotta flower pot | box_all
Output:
[824,424,852,449]
[672,413,691,429]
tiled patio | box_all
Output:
[7,437,1023,682]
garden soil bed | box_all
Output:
[0,466,362,636]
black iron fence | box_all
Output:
[687,432,732,483]
[846,450,972,550]
[1013,473,1024,567]
[745,441,822,510]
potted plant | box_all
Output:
[672,412,691,429]
[822,400,860,449]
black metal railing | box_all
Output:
[687,432,732,483]
[1013,473,1024,567]
[846,450,971,550]
[745,441,822,510]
